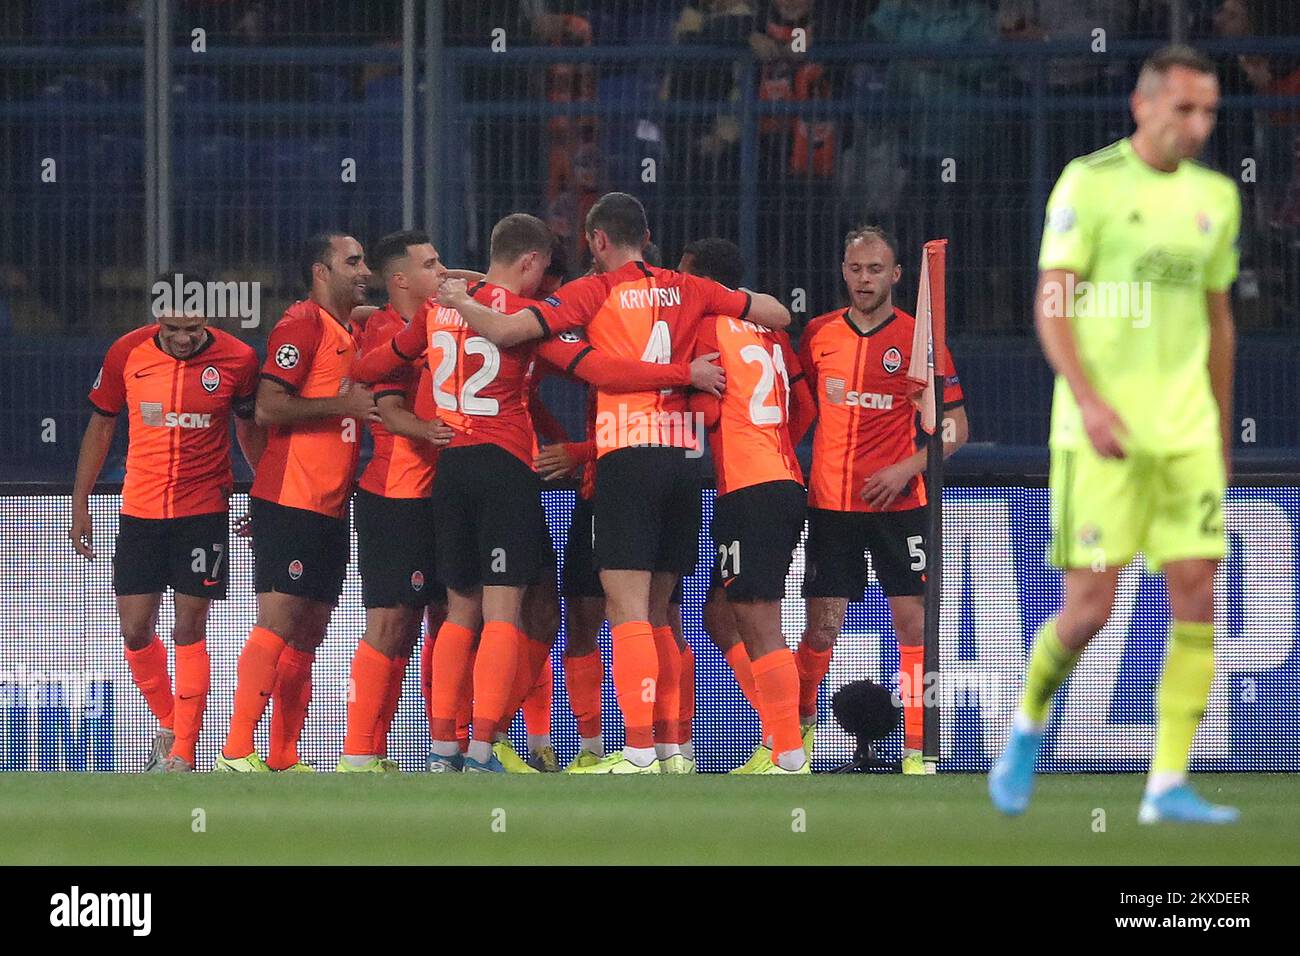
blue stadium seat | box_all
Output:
[39,74,109,104]
[172,134,248,189]
[309,72,352,104]
[88,133,145,187]
[254,135,352,243]
[363,74,403,103]
[170,73,221,104]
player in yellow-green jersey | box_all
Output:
[990,46,1241,824]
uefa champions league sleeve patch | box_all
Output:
[275,344,300,369]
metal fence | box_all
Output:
[1,1,1298,478]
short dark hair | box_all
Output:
[681,237,744,288]
[301,231,347,290]
[371,229,430,280]
[1138,44,1216,93]
[843,225,899,264]
[545,235,569,280]
[489,213,553,265]
[584,191,649,249]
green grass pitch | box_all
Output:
[2,773,1296,865]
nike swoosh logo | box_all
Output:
[178,694,200,701]
[134,370,153,378]
[336,347,349,355]
[202,578,220,586]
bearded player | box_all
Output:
[797,226,968,775]
[217,233,379,772]
[439,192,790,773]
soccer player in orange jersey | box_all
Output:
[679,239,818,774]
[337,230,455,773]
[216,233,380,773]
[531,308,717,770]
[71,278,263,772]
[797,226,969,774]
[359,220,723,772]
[439,192,789,773]
[353,214,562,772]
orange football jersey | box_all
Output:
[356,305,438,499]
[251,300,361,518]
[89,325,258,519]
[799,307,963,513]
[695,315,804,496]
[533,261,752,457]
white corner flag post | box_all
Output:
[906,239,948,772]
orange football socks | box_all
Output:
[678,642,695,746]
[752,647,802,763]
[522,651,553,739]
[343,640,391,756]
[723,642,765,741]
[471,621,519,742]
[899,643,925,752]
[427,621,475,743]
[125,635,174,730]
[564,650,603,740]
[651,626,682,749]
[373,654,407,757]
[170,640,209,765]
[268,646,314,770]
[224,626,285,758]
[610,621,658,750]
[794,641,833,722]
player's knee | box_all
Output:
[526,600,561,646]
[170,619,206,647]
[891,604,924,645]
[119,621,154,651]
[802,622,837,653]
[701,595,737,651]
[1063,604,1113,643]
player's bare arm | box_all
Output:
[69,412,117,559]
[1207,290,1235,480]
[1034,268,1128,459]
[861,405,970,509]
[738,290,792,330]
[436,277,541,348]
[445,268,486,283]
[253,377,380,427]
[235,415,267,471]
[375,393,453,446]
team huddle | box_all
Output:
[70,191,966,777]
[68,45,1243,821]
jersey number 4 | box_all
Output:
[430,331,500,415]
[641,320,674,396]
